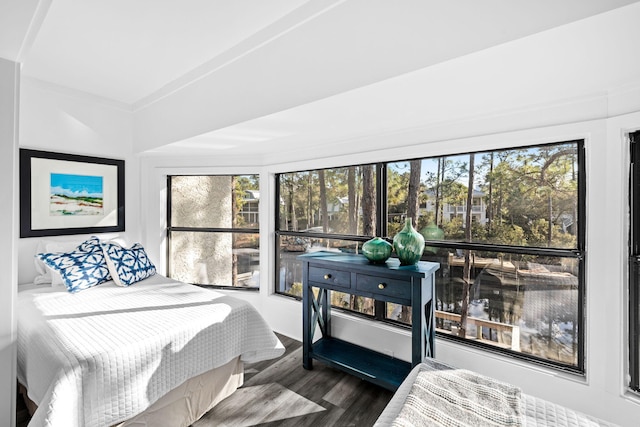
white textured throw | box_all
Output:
[17,275,285,427]
[391,359,523,427]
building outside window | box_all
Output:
[240,190,260,224]
[275,141,584,372]
[167,174,260,289]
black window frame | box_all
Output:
[629,130,640,392]
[167,174,260,290]
[275,140,586,373]
[274,163,389,321]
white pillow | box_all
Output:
[34,239,83,286]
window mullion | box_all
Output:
[630,131,640,391]
[377,162,387,237]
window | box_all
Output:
[276,166,379,317]
[168,175,260,289]
[276,141,585,372]
[629,130,640,392]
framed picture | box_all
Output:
[20,149,125,237]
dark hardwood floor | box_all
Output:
[17,334,394,426]
[16,390,30,427]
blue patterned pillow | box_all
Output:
[37,237,112,293]
[102,242,156,286]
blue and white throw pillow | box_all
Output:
[37,236,112,293]
[102,242,156,286]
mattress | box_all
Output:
[17,274,285,427]
[374,361,617,427]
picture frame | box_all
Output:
[20,149,125,237]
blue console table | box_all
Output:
[299,252,439,391]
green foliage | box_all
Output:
[470,222,487,242]
[278,143,579,249]
[417,212,435,231]
[442,216,465,240]
[387,221,404,237]
[487,222,526,246]
[476,144,577,248]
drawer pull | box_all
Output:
[324,274,332,280]
[378,283,387,290]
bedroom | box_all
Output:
[2,1,640,426]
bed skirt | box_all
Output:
[20,356,244,427]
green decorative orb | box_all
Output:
[362,237,393,264]
[393,218,425,265]
[420,223,445,254]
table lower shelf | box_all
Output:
[309,337,412,391]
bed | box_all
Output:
[374,359,617,427]
[17,241,285,427]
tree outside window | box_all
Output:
[168,174,260,289]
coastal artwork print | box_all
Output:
[20,149,124,237]
[49,173,104,216]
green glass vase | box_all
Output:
[362,237,393,264]
[393,218,425,265]
[420,222,444,254]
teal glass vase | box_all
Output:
[420,223,445,254]
[393,218,425,265]
[362,237,393,264]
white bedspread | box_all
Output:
[374,361,617,427]
[17,275,285,427]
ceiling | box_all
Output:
[20,0,309,105]
[3,0,639,157]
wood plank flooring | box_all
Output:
[16,334,394,426]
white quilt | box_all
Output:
[17,275,285,427]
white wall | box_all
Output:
[17,78,139,284]
[0,57,19,427]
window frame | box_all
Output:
[629,130,640,392]
[274,163,389,321]
[274,140,585,373]
[166,174,260,290]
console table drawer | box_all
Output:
[309,266,351,289]
[356,274,411,301]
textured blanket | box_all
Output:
[391,359,523,427]
[17,275,284,427]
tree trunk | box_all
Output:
[319,170,329,232]
[436,157,446,227]
[287,180,297,231]
[231,176,238,287]
[408,160,421,226]
[362,165,376,236]
[435,158,442,226]
[497,186,503,224]
[548,193,553,246]
[307,173,312,230]
[290,190,298,231]
[283,180,290,231]
[488,152,494,231]
[459,154,475,338]
[348,166,356,234]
